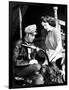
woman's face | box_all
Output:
[41,22,50,31]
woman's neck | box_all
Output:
[48,26,55,31]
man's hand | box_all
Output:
[29,59,38,64]
[36,47,40,52]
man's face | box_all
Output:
[41,22,50,31]
[28,33,35,43]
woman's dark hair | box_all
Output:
[41,16,56,27]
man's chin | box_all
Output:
[29,41,33,43]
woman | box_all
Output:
[41,16,63,70]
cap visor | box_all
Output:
[33,32,37,35]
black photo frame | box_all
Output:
[9,1,67,89]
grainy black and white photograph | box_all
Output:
[9,1,67,89]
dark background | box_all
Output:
[9,1,67,88]
[9,1,67,42]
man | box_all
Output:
[13,24,44,85]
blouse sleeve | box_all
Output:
[54,28,62,43]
